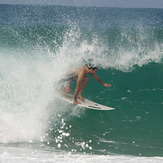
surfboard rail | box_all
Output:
[58,93,115,111]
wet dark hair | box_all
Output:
[88,67,98,70]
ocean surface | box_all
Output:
[0,4,163,162]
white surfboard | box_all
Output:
[59,93,115,111]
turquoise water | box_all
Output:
[0,4,163,162]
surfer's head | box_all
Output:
[87,64,98,75]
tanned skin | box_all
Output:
[62,65,111,105]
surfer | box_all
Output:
[62,65,111,105]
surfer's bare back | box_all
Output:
[62,65,111,105]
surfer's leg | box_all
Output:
[62,82,71,94]
[78,76,89,102]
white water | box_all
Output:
[0,146,163,163]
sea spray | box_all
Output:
[0,48,55,143]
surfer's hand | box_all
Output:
[103,83,111,88]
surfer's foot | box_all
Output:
[73,100,81,106]
[77,95,85,102]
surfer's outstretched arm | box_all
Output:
[93,74,111,87]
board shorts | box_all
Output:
[58,75,78,88]
[62,75,78,82]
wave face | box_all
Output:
[0,4,163,158]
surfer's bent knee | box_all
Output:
[64,83,71,94]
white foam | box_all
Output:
[0,48,64,143]
[0,147,163,163]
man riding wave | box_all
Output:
[62,65,111,105]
